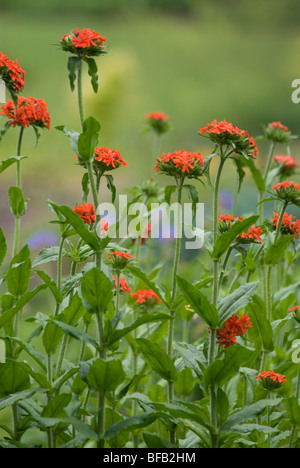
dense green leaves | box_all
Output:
[218,282,259,325]
[137,338,178,382]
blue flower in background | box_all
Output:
[219,190,234,212]
[26,230,59,251]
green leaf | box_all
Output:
[34,269,63,304]
[6,245,31,298]
[87,358,125,392]
[0,360,31,398]
[106,313,172,347]
[218,281,259,325]
[42,320,64,355]
[164,185,177,205]
[83,57,99,93]
[60,292,85,326]
[242,157,265,193]
[184,184,199,223]
[0,285,47,330]
[136,338,178,382]
[67,56,81,92]
[47,202,101,252]
[247,295,274,352]
[105,412,160,440]
[220,398,281,433]
[203,345,254,388]
[33,245,67,267]
[176,276,219,328]
[143,432,176,448]
[232,157,246,194]
[41,393,71,418]
[264,235,294,265]
[105,174,116,203]
[174,367,195,397]
[81,267,113,314]
[77,116,101,163]
[285,396,300,427]
[8,186,27,217]
[55,125,79,154]
[50,319,98,349]
[212,216,259,260]
[0,156,28,175]
[0,389,36,411]
[0,227,7,267]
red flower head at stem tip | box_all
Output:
[131,289,162,307]
[264,121,293,144]
[73,202,109,234]
[199,119,258,158]
[270,211,300,239]
[114,275,132,296]
[0,51,25,94]
[255,370,287,391]
[272,181,300,205]
[218,214,263,244]
[154,149,204,180]
[0,96,51,129]
[60,28,107,57]
[289,305,300,323]
[108,251,133,271]
[93,146,128,174]
[216,313,252,349]
[145,111,170,135]
[273,155,299,176]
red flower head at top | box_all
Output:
[272,181,300,206]
[145,111,170,135]
[73,202,109,234]
[131,289,162,308]
[270,211,300,239]
[273,155,299,176]
[108,250,133,271]
[114,275,132,296]
[255,370,287,391]
[0,96,51,130]
[93,146,128,174]
[154,149,204,180]
[0,52,25,94]
[199,119,258,159]
[264,121,294,145]
[60,28,107,57]
[218,214,263,244]
[216,313,252,349]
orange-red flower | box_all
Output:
[199,119,258,158]
[145,111,170,135]
[0,52,25,93]
[0,96,50,129]
[240,225,263,244]
[114,275,132,295]
[269,121,289,132]
[217,313,252,349]
[255,370,287,391]
[218,214,263,243]
[270,211,300,239]
[264,121,292,144]
[73,203,109,234]
[272,181,300,205]
[154,150,204,179]
[94,146,128,173]
[108,250,133,270]
[273,155,298,169]
[145,112,169,121]
[289,305,300,312]
[60,28,107,56]
[131,289,161,306]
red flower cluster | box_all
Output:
[255,370,287,391]
[269,121,289,132]
[131,289,161,306]
[1,96,50,129]
[216,313,252,349]
[108,251,133,261]
[145,112,169,121]
[273,155,298,169]
[108,250,133,270]
[272,181,300,204]
[218,215,263,243]
[94,146,128,173]
[60,28,107,56]
[270,211,300,239]
[114,275,132,295]
[154,150,204,178]
[199,119,258,158]
[0,52,25,93]
[289,305,300,312]
[73,202,109,233]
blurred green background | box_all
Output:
[0,0,300,254]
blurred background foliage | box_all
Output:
[0,0,300,260]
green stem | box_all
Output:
[289,363,300,447]
[209,156,226,449]
[46,353,54,448]
[167,180,183,445]
[87,161,102,269]
[77,59,85,130]
[12,126,25,258]
[263,141,276,182]
[115,272,120,315]
[96,312,106,448]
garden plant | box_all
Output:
[0,27,300,449]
